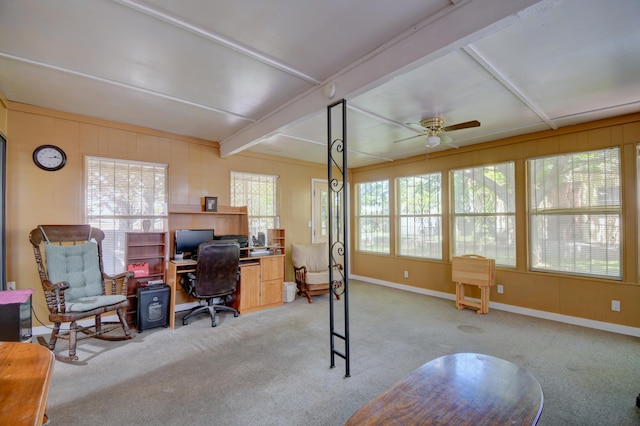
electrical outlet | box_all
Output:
[7,281,15,291]
[404,270,409,278]
[611,300,621,312]
[497,284,504,294]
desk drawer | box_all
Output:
[260,256,283,281]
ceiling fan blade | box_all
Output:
[405,122,425,131]
[443,120,480,132]
[393,134,424,144]
[439,134,454,144]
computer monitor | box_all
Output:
[174,229,215,259]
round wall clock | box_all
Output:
[33,144,67,171]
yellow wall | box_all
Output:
[6,102,326,324]
[350,112,640,328]
[0,90,7,136]
[7,100,640,330]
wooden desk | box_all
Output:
[346,353,543,425]
[0,342,55,425]
[166,252,284,328]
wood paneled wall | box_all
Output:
[6,100,640,330]
[350,112,640,328]
[6,102,325,325]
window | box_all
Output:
[356,180,389,254]
[85,157,168,274]
[529,148,621,279]
[230,171,279,239]
[397,173,442,259]
[452,162,516,266]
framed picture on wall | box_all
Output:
[204,196,218,212]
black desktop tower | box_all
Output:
[137,285,170,332]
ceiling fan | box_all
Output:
[394,117,481,147]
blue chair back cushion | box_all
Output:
[44,242,126,312]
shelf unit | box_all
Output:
[125,232,167,326]
[267,228,285,255]
[168,204,248,257]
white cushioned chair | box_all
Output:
[291,242,341,303]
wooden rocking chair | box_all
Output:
[29,225,135,362]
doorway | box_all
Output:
[312,179,328,243]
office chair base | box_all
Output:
[182,304,239,327]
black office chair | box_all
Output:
[180,241,240,327]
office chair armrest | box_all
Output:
[180,273,196,296]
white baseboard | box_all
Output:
[33,280,639,338]
[350,274,640,338]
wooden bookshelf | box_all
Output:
[168,204,249,257]
[125,232,167,326]
[267,228,285,255]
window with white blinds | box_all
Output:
[356,180,390,254]
[85,157,168,274]
[397,173,442,259]
[230,171,279,240]
[529,148,621,279]
[452,162,516,266]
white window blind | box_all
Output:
[85,157,168,274]
[356,180,390,254]
[230,171,279,240]
[529,148,621,279]
[397,173,442,259]
[452,162,516,266]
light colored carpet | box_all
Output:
[42,280,640,425]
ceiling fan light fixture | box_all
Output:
[426,135,441,147]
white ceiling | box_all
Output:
[1,0,639,168]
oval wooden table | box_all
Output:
[0,342,55,425]
[346,353,543,425]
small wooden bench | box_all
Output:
[452,255,495,314]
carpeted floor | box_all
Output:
[43,280,640,425]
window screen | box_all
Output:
[230,171,279,239]
[356,180,390,254]
[85,157,168,274]
[397,173,442,259]
[529,148,621,278]
[452,162,516,266]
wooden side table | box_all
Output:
[452,255,495,314]
[0,342,55,425]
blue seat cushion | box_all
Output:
[45,242,126,311]
[65,295,127,312]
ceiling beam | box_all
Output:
[220,0,549,158]
[462,45,557,130]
